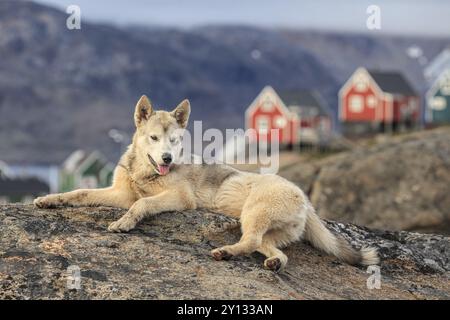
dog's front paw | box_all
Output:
[108,217,136,233]
[34,195,58,208]
[211,248,233,261]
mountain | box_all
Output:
[0,0,449,164]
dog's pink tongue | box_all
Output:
[158,165,170,175]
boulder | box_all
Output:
[0,204,448,299]
[281,128,450,234]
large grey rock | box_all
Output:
[281,128,450,234]
[0,204,448,299]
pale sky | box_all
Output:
[34,0,450,36]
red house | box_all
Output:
[279,90,333,147]
[339,68,420,134]
[245,86,299,145]
[245,86,334,147]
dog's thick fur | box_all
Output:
[34,95,379,271]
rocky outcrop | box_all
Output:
[0,204,448,299]
[280,128,450,234]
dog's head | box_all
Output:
[133,95,190,176]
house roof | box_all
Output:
[367,70,417,95]
[0,176,49,197]
[62,150,108,175]
[424,48,450,82]
[278,90,331,118]
[427,68,450,98]
[245,86,294,121]
[62,150,88,172]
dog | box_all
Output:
[34,95,379,272]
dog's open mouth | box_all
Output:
[148,154,171,176]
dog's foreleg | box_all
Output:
[34,188,135,209]
[108,188,196,232]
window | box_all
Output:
[430,97,446,110]
[349,95,364,112]
[356,81,367,91]
[275,116,287,128]
[256,116,269,133]
[354,74,368,92]
[261,97,274,111]
[367,95,377,108]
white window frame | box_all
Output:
[261,97,274,111]
[354,74,368,92]
[349,95,364,113]
[430,96,447,110]
[256,116,269,134]
[275,116,287,128]
[367,95,377,108]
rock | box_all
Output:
[0,204,448,299]
[282,128,450,234]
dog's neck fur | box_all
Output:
[121,137,160,185]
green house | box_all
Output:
[426,69,450,125]
[59,150,115,192]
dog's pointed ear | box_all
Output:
[134,95,154,127]
[171,99,190,128]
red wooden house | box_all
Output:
[245,86,299,145]
[245,86,333,147]
[279,90,333,146]
[339,68,420,135]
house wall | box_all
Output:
[249,104,292,144]
[427,88,450,124]
[342,84,380,122]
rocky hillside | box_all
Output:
[0,1,449,164]
[0,204,448,299]
[280,127,450,234]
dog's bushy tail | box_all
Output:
[304,210,379,266]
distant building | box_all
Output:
[426,69,450,125]
[245,86,333,148]
[245,86,299,146]
[339,67,420,135]
[0,176,49,204]
[280,90,333,147]
[59,150,115,192]
[424,48,450,83]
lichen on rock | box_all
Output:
[0,204,448,299]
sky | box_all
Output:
[34,0,450,37]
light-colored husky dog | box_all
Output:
[34,95,379,271]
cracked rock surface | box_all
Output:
[280,128,450,234]
[0,204,448,299]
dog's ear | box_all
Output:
[171,99,190,128]
[134,95,154,127]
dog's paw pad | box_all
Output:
[264,257,282,272]
[211,249,233,261]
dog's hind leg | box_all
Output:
[211,175,306,270]
[211,203,270,261]
[257,233,289,272]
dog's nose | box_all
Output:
[162,153,172,164]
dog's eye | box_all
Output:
[150,135,158,141]
[170,137,177,144]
